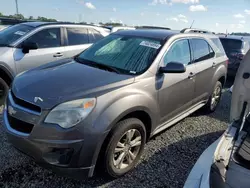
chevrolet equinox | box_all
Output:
[3,29,228,178]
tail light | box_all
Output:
[226,59,229,65]
[231,52,244,60]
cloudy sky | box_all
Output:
[1,0,250,33]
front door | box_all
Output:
[157,39,196,124]
[14,27,66,74]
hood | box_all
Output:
[231,49,250,121]
[12,58,135,109]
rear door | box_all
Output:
[63,27,92,58]
[88,28,104,43]
[190,38,216,104]
[14,27,66,73]
[158,38,196,123]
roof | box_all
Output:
[218,35,247,41]
[136,26,171,30]
[113,29,179,41]
[21,21,105,28]
[21,22,50,27]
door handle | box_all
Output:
[188,72,195,79]
[53,52,63,57]
[212,62,216,68]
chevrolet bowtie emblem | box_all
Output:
[34,97,43,103]
[8,106,16,116]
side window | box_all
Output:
[88,29,104,43]
[66,27,89,45]
[164,39,191,66]
[191,39,214,63]
[209,45,215,57]
[25,28,61,49]
[211,38,225,54]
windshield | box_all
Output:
[0,24,34,46]
[219,38,243,52]
[78,34,162,74]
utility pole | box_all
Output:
[15,0,19,15]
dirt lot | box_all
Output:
[0,82,232,188]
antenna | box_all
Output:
[190,20,194,28]
[15,0,19,15]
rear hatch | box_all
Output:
[219,38,244,65]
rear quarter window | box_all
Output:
[211,38,226,57]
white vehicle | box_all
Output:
[0,25,9,31]
[184,50,250,188]
[104,26,135,33]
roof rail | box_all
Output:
[180,28,213,34]
[136,26,171,30]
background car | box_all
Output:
[102,26,135,33]
[0,22,109,107]
[0,25,9,31]
[219,35,250,77]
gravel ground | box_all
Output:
[0,82,233,188]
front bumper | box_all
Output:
[3,109,95,179]
[3,89,105,179]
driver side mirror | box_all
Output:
[159,62,186,74]
[22,42,38,54]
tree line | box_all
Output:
[0,12,57,22]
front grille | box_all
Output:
[8,114,34,134]
[11,91,41,113]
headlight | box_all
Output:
[44,98,96,128]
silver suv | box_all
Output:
[0,22,109,107]
[4,29,227,178]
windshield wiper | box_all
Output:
[0,44,11,47]
[92,63,121,74]
[74,56,121,74]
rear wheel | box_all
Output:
[204,81,222,113]
[0,77,9,113]
[103,118,146,178]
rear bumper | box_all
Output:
[227,62,240,77]
[3,110,95,178]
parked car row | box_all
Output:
[0,24,229,179]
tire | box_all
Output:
[0,77,9,112]
[103,118,146,178]
[204,81,222,113]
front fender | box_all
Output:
[94,93,159,132]
[88,93,159,173]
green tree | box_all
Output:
[14,14,25,19]
[28,16,34,20]
[0,12,3,17]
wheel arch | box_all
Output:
[93,107,153,176]
[0,64,14,86]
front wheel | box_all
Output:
[204,81,222,113]
[0,78,9,113]
[103,118,146,178]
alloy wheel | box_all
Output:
[113,129,142,170]
[211,85,221,109]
